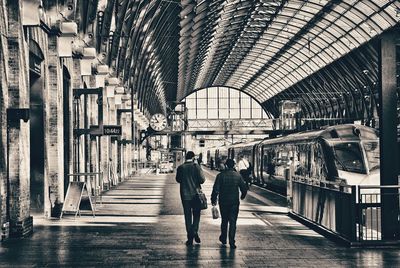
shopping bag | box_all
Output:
[212,205,219,219]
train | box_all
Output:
[207,124,380,194]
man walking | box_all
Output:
[176,151,205,246]
[211,159,247,249]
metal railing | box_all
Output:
[132,161,160,175]
[357,185,400,242]
[291,176,356,242]
[290,177,400,245]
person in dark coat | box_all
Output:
[211,159,247,249]
[176,151,205,246]
[210,157,215,170]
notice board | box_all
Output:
[60,181,95,218]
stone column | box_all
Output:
[45,29,64,217]
[378,31,400,240]
[6,0,32,237]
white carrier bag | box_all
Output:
[212,205,219,219]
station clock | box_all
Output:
[149,113,168,131]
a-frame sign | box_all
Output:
[60,181,95,218]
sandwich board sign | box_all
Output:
[60,181,95,218]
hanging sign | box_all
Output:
[103,125,122,136]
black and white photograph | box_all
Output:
[0,0,399,267]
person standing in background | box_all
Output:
[238,155,251,187]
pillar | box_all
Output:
[45,30,64,217]
[0,0,9,240]
[6,0,32,237]
[378,31,400,240]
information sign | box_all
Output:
[103,125,122,136]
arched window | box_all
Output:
[183,87,268,120]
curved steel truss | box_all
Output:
[58,0,399,118]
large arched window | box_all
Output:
[183,87,268,120]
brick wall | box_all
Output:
[6,0,32,238]
[44,29,64,217]
[0,0,9,238]
[0,0,131,240]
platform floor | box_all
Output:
[1,168,400,267]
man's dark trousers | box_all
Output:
[219,203,239,244]
[182,199,201,239]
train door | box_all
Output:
[259,145,266,184]
[251,145,257,182]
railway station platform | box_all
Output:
[1,168,400,267]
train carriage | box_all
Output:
[256,124,380,193]
[206,124,380,195]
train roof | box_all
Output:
[260,124,378,146]
[229,139,264,148]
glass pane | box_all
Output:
[219,87,229,98]
[241,108,251,119]
[219,109,229,118]
[197,109,207,119]
[241,97,251,109]
[208,98,218,109]
[252,108,261,118]
[230,109,240,119]
[186,98,196,108]
[230,98,240,109]
[208,109,218,119]
[208,87,218,98]
[220,98,228,109]
[187,108,196,119]
[197,89,207,99]
[230,90,239,98]
[197,98,207,109]
[186,94,195,100]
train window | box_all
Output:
[362,141,380,172]
[263,148,276,175]
[332,142,366,174]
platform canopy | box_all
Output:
[70,0,399,117]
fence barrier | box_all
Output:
[290,176,400,245]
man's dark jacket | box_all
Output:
[176,161,205,201]
[211,168,247,206]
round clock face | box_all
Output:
[150,113,167,131]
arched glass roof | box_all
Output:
[66,0,399,117]
[178,0,399,103]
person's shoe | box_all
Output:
[185,238,193,246]
[219,236,227,245]
[230,243,237,249]
[194,234,201,243]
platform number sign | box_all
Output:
[103,125,122,136]
[150,113,167,131]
